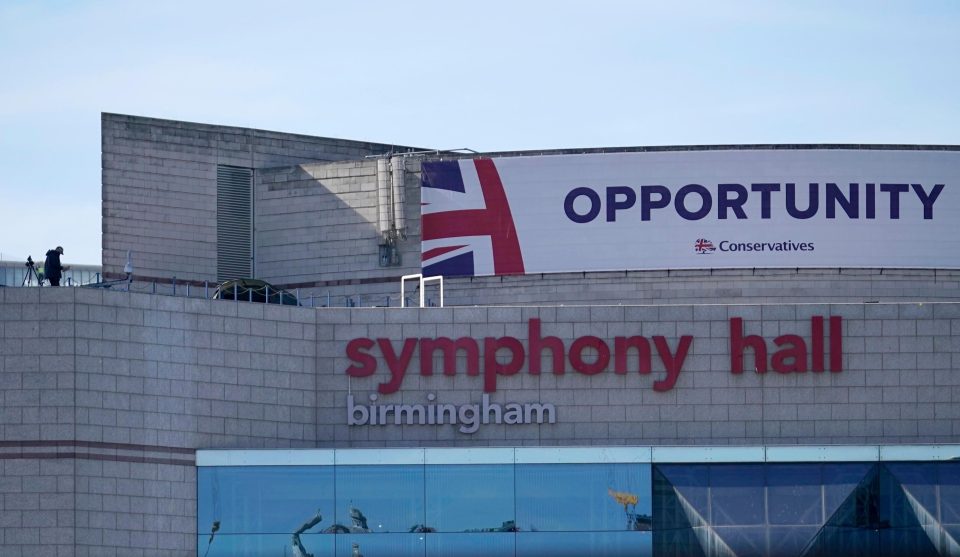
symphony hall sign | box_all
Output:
[343,317,844,434]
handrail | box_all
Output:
[400,273,444,308]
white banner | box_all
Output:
[420,150,960,276]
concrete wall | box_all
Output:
[2,287,960,553]
[1,287,318,556]
[256,159,421,286]
[101,113,421,283]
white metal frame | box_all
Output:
[400,273,444,308]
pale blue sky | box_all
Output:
[1,0,958,265]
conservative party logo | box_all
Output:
[420,160,525,277]
[694,238,716,254]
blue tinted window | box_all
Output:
[335,465,424,534]
[940,463,960,524]
[197,466,334,535]
[710,465,765,526]
[426,532,515,557]
[711,525,767,557]
[425,464,514,533]
[653,462,883,556]
[516,531,652,557]
[198,533,334,557]
[767,464,822,525]
[654,464,709,529]
[516,464,651,532]
[335,533,425,557]
[886,462,938,523]
[822,463,874,521]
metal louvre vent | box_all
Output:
[217,165,253,281]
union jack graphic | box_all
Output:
[420,159,525,277]
[694,238,716,254]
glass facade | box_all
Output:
[198,460,653,557]
[653,461,960,556]
[198,448,960,557]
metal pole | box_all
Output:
[172,276,176,296]
[265,285,270,304]
[204,281,208,298]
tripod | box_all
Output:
[22,257,43,286]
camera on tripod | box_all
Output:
[22,255,42,286]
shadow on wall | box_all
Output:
[254,162,421,287]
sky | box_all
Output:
[1,0,958,265]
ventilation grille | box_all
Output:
[217,165,253,281]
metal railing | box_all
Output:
[400,273,444,308]
[4,273,442,309]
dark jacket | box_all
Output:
[44,250,63,281]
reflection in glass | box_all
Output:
[197,467,334,535]
[711,526,766,557]
[654,463,885,557]
[426,532,515,557]
[197,459,960,557]
[653,465,709,534]
[335,465,425,534]
[886,463,938,524]
[516,464,652,532]
[335,533,425,557]
[822,463,874,522]
[197,533,334,557]
[766,526,818,556]
[516,531,652,557]
[710,465,764,526]
[425,465,515,533]
[879,527,939,557]
[767,464,821,526]
[941,463,960,524]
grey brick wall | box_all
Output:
[256,159,421,286]
[3,286,960,554]
[101,113,422,283]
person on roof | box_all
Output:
[44,246,69,286]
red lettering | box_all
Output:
[569,336,610,375]
[653,336,692,391]
[377,338,417,394]
[830,316,843,372]
[345,317,842,393]
[614,336,651,374]
[528,318,565,374]
[771,334,807,373]
[483,337,525,392]
[811,316,824,372]
[419,337,479,376]
[730,317,767,373]
[345,338,376,377]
